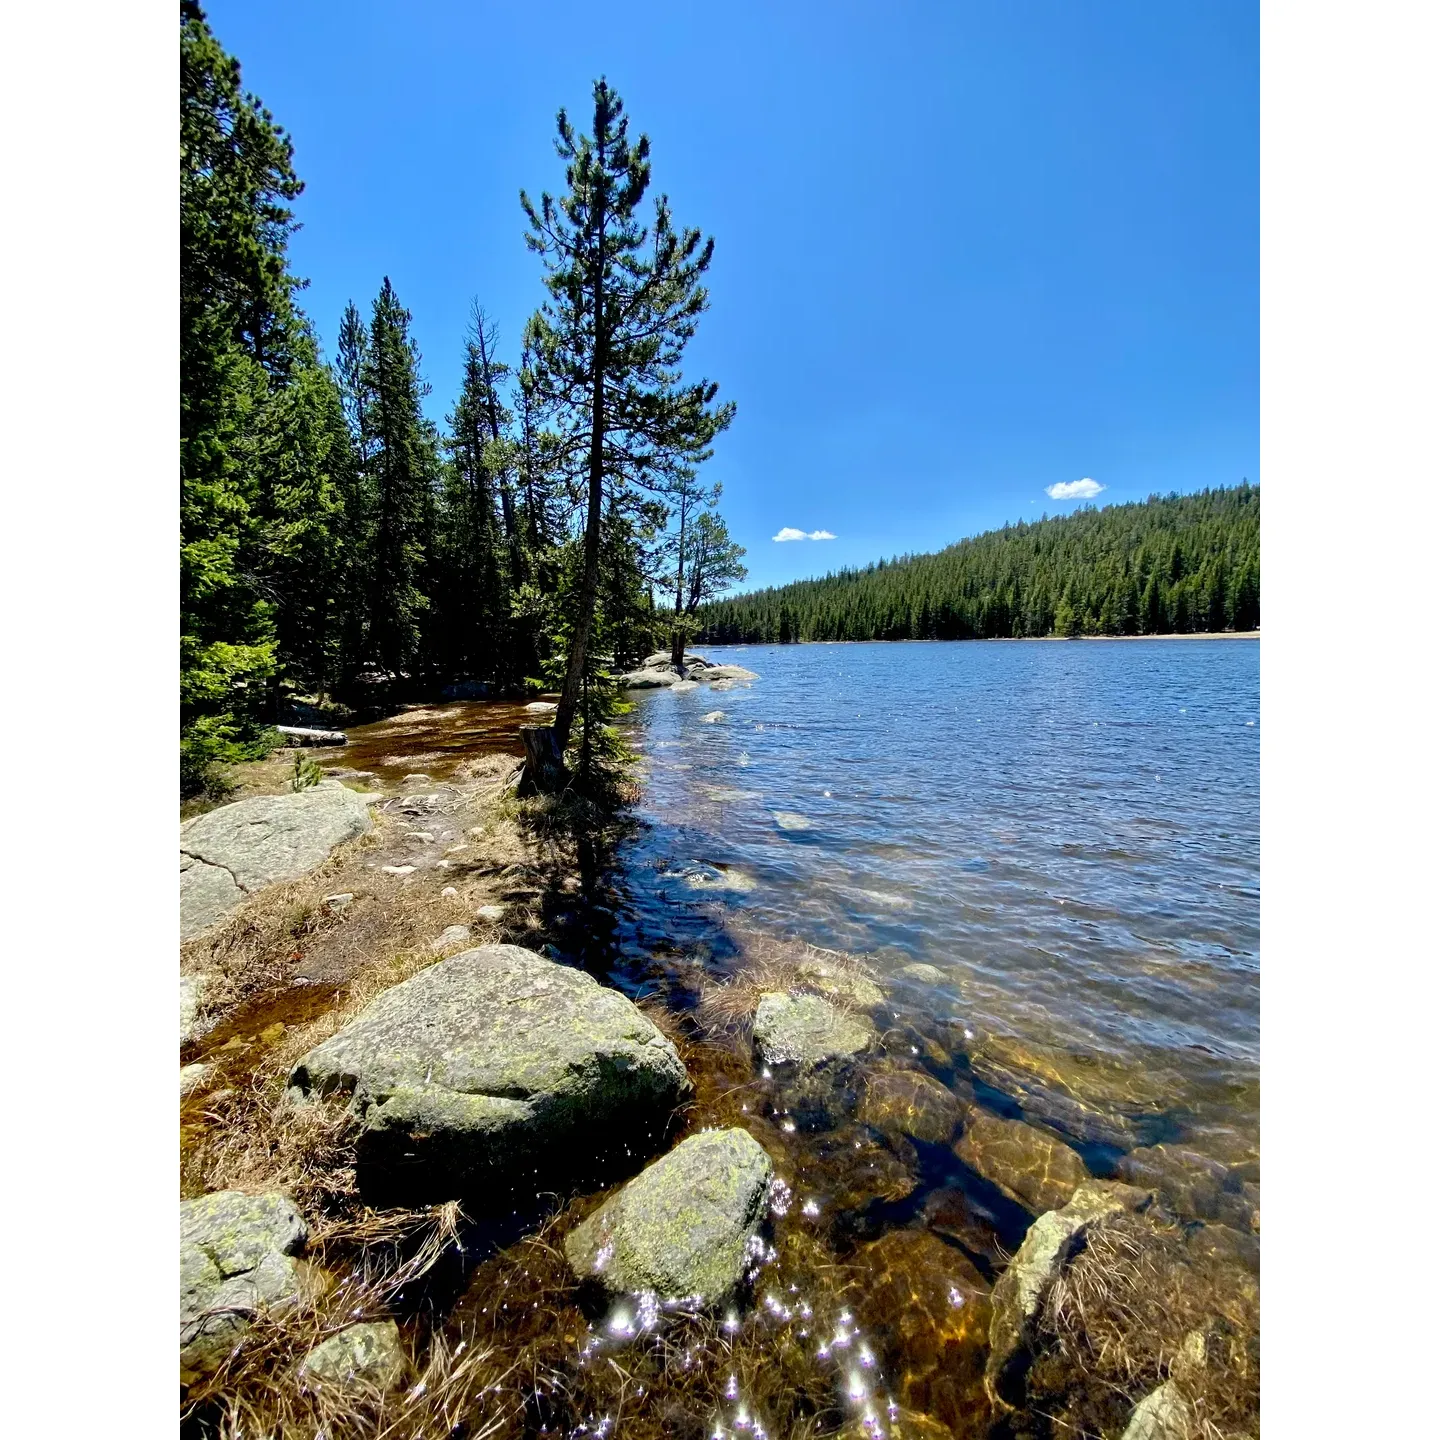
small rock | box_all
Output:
[298,1320,407,1394]
[772,810,812,831]
[259,1022,286,1044]
[323,892,354,912]
[562,1128,773,1304]
[1121,1380,1188,1440]
[404,830,435,842]
[180,974,213,1048]
[710,679,737,691]
[180,1063,211,1097]
[794,955,886,1009]
[671,679,700,692]
[525,701,558,714]
[700,710,727,723]
[400,774,433,785]
[381,865,416,877]
[954,1110,1090,1214]
[897,962,949,986]
[475,904,507,922]
[753,992,875,1070]
[431,924,473,954]
[441,886,459,899]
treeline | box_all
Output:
[698,486,1259,644]
[181,4,741,794]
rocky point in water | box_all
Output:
[562,1127,774,1304]
[288,945,690,1205]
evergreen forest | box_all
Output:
[698,486,1259,645]
[180,3,741,796]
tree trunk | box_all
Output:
[518,724,566,796]
[553,138,608,754]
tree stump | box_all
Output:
[518,725,567,796]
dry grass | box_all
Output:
[1040,1210,1260,1440]
[695,935,882,1040]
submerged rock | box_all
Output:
[772,810,813,831]
[753,992,875,1071]
[180,1191,308,1383]
[807,1124,920,1214]
[1115,1143,1251,1225]
[968,1034,1180,1149]
[859,1068,965,1145]
[563,1128,773,1304]
[700,710,727,723]
[793,954,886,1009]
[985,1181,1150,1408]
[896,961,949,987]
[846,1227,992,1437]
[297,1320,407,1394]
[289,945,690,1205]
[180,782,373,940]
[1120,1380,1188,1440]
[838,1408,953,1440]
[954,1110,1090,1214]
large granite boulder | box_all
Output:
[297,1320,407,1394]
[289,945,690,1205]
[985,1182,1150,1407]
[703,664,759,682]
[180,781,373,939]
[753,992,875,1070]
[180,1191,308,1383]
[563,1128,773,1304]
[953,1110,1090,1214]
[845,1228,993,1437]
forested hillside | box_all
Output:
[698,486,1258,644]
[180,4,739,795]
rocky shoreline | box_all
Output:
[178,669,1256,1440]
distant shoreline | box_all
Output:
[701,631,1260,646]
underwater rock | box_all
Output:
[753,992,876,1071]
[180,782,373,940]
[846,1227,993,1437]
[896,961,949,986]
[297,1320,407,1394]
[793,954,887,1010]
[289,945,690,1205]
[838,1407,953,1440]
[808,1124,921,1213]
[954,1110,1090,1214]
[563,1128,773,1304]
[701,710,727,723]
[968,1034,1180,1149]
[985,1182,1150,1408]
[1114,1144,1250,1225]
[180,1191,308,1383]
[858,1068,966,1145]
[1120,1380,1188,1440]
[772,810,813,831]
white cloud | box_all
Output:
[773,527,837,542]
[1045,478,1105,501]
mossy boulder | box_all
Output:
[289,945,690,1205]
[297,1320,407,1394]
[954,1110,1090,1214]
[753,992,875,1070]
[180,1191,308,1384]
[563,1128,774,1304]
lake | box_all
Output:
[616,638,1259,1168]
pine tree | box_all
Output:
[522,78,734,764]
[361,278,436,677]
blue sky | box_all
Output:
[205,0,1258,593]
